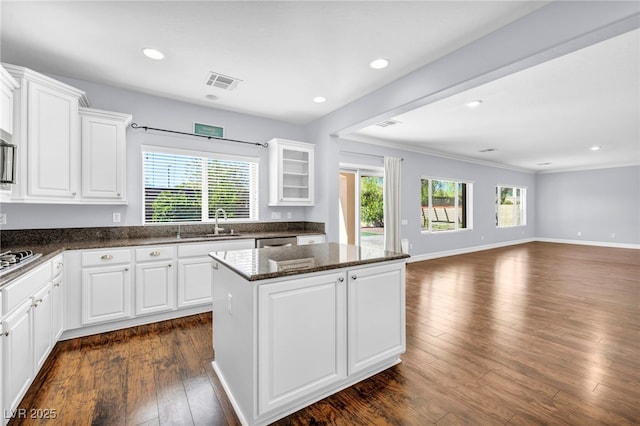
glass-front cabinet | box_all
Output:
[268,138,315,206]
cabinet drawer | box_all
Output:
[51,254,64,277]
[135,246,174,262]
[81,248,130,267]
[297,234,325,245]
[178,239,254,258]
[2,261,51,314]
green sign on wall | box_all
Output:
[194,122,224,138]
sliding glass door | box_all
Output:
[339,168,384,249]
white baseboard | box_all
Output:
[535,237,640,250]
[407,237,639,263]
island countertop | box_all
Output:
[209,242,409,281]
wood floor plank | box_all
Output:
[7,242,639,425]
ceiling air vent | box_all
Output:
[375,119,402,128]
[205,72,242,91]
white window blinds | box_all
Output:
[143,147,258,223]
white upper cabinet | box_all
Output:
[268,138,315,206]
[5,64,88,202]
[2,64,130,204]
[80,107,131,203]
[0,65,19,137]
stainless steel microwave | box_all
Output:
[0,129,17,184]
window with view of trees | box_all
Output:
[143,147,258,223]
[496,185,526,227]
[420,178,472,232]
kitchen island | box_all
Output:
[209,243,409,426]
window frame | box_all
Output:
[420,176,473,234]
[495,184,527,228]
[141,145,259,224]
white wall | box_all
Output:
[335,140,537,257]
[0,76,309,229]
[536,166,640,246]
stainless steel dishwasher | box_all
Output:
[255,237,297,248]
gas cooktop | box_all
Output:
[0,250,43,277]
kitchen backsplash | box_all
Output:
[0,221,325,248]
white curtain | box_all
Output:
[383,157,401,252]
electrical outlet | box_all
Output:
[271,211,281,220]
[577,231,582,237]
[287,212,292,219]
[112,212,121,223]
[0,213,6,225]
[611,233,616,239]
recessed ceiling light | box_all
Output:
[313,96,326,103]
[142,48,165,60]
[466,100,483,108]
[369,58,390,69]
[590,145,601,151]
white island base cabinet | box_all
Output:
[212,260,406,426]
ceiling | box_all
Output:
[350,28,640,172]
[1,1,638,173]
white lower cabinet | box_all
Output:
[32,282,53,371]
[135,261,175,315]
[212,259,406,425]
[177,258,213,308]
[1,259,56,424]
[257,272,346,415]
[347,262,406,375]
[82,265,131,325]
[62,239,255,335]
[2,299,33,423]
[51,256,65,341]
[177,239,255,309]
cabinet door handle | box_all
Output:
[32,298,43,307]
[72,192,77,196]
[337,277,344,283]
[124,267,129,272]
[351,275,357,280]
[54,283,60,287]
[212,262,218,270]
[1,330,8,337]
[167,264,172,268]
[57,262,64,269]
[150,251,161,256]
[101,254,114,260]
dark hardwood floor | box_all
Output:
[8,242,640,425]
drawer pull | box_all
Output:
[150,251,161,256]
[351,275,357,280]
[101,254,114,260]
[57,262,64,269]
[32,298,43,307]
[54,283,60,287]
[1,330,8,337]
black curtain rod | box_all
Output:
[130,123,268,147]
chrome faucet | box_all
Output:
[214,208,227,235]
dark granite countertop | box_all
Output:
[0,222,324,286]
[209,242,409,281]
